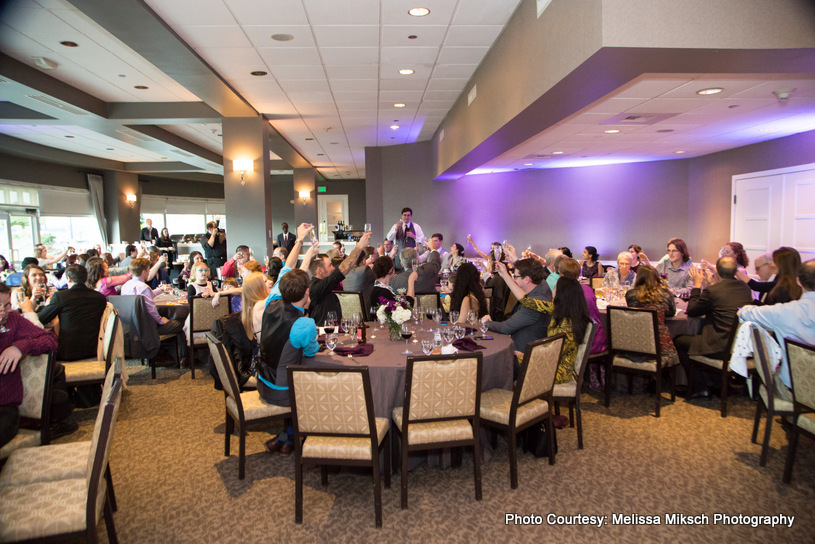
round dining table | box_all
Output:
[310,321,516,420]
[153,293,190,322]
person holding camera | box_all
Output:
[202,219,227,271]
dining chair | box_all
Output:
[415,292,441,311]
[108,294,177,380]
[749,326,793,467]
[393,352,482,508]
[336,291,368,321]
[0,352,55,460]
[553,321,598,450]
[288,366,390,527]
[591,277,604,290]
[189,294,232,379]
[604,306,676,417]
[0,358,124,512]
[0,374,123,544]
[481,335,563,488]
[782,338,815,484]
[206,333,290,480]
[64,312,121,388]
[686,318,750,417]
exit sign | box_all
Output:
[317,186,326,193]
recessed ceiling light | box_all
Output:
[59,41,78,47]
[759,127,778,132]
[390,125,400,130]
[134,85,149,90]
[270,33,293,41]
[106,148,113,151]
[604,129,620,134]
[305,138,314,141]
[551,151,564,155]
[317,153,324,156]
[728,104,740,109]
[524,163,533,166]
[64,135,74,138]
[250,71,267,76]
[696,87,723,95]
[398,69,414,75]
[656,129,674,133]
[408,35,418,40]
[408,7,430,16]
[674,150,686,154]
[161,157,167,159]
[394,103,406,108]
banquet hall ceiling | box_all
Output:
[0,0,814,181]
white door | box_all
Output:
[732,164,815,266]
[317,195,349,242]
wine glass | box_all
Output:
[401,323,413,354]
[478,320,489,339]
[369,305,380,329]
[421,340,433,355]
[325,333,338,353]
[454,326,465,340]
[433,309,442,325]
[425,307,435,322]
[326,311,337,330]
[323,319,335,335]
[449,310,459,324]
[442,328,454,346]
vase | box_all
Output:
[388,321,402,342]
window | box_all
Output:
[166,214,206,237]
[39,216,103,251]
[141,213,165,232]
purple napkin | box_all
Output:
[334,343,375,357]
[453,337,485,352]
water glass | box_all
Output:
[449,310,459,324]
[421,340,433,355]
[326,333,338,353]
[478,320,489,338]
[433,310,442,325]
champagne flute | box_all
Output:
[401,323,413,355]
[370,305,380,329]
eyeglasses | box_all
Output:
[666,249,680,254]
[756,262,771,270]
[512,274,522,279]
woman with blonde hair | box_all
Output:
[242,272,270,340]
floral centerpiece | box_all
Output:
[376,295,413,341]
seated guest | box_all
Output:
[656,238,693,292]
[264,224,319,307]
[220,245,252,279]
[258,269,318,455]
[0,283,60,449]
[34,243,68,268]
[674,257,754,398]
[272,246,288,260]
[481,258,552,353]
[420,233,449,265]
[737,247,801,305]
[444,242,465,271]
[624,265,680,368]
[601,251,636,289]
[12,264,51,312]
[342,248,376,307]
[628,244,651,273]
[121,258,183,336]
[307,232,370,326]
[580,246,604,278]
[738,259,815,402]
[0,254,13,272]
[494,261,588,384]
[558,247,573,258]
[37,264,107,362]
[146,251,170,289]
[332,241,346,258]
[720,242,749,269]
[392,247,439,294]
[214,277,242,314]
[86,258,131,297]
[370,256,417,309]
[266,257,283,285]
[187,262,217,300]
[544,249,564,292]
[240,260,263,278]
[119,244,139,269]
[448,262,488,322]
[558,258,608,389]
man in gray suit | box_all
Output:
[481,258,553,360]
[391,247,439,294]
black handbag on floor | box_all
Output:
[522,422,557,458]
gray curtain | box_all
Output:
[87,173,108,247]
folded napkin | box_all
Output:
[334,343,374,357]
[453,337,486,352]
[441,344,459,355]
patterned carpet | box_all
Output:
[54,361,814,543]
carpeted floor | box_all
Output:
[55,361,814,543]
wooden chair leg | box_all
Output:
[151,358,156,380]
[509,428,518,489]
[751,399,763,443]
[783,424,799,483]
[759,407,774,467]
[238,420,246,480]
[372,446,382,528]
[224,412,233,456]
[321,466,328,486]
[383,432,391,489]
[687,362,695,399]
[295,449,303,523]
[576,401,584,450]
[401,435,409,509]
[103,496,119,544]
[190,339,196,379]
[105,466,117,512]
[473,430,482,501]
[670,367,677,401]
[720,368,729,417]
[546,417,555,465]
[604,361,613,408]
[655,371,662,418]
[568,402,575,427]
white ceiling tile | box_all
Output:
[444,25,503,47]
[380,46,439,65]
[195,47,264,68]
[422,89,460,100]
[329,79,377,93]
[287,90,333,102]
[333,91,378,102]
[660,78,769,99]
[382,25,447,47]
[312,25,379,47]
[626,98,708,115]
[426,79,467,91]
[382,1,457,25]
[225,0,309,25]
[431,64,477,79]
[379,64,432,79]
[451,0,521,25]
[175,25,252,49]
[379,78,430,91]
[378,90,424,101]
[257,46,321,65]
[243,25,315,48]
[324,65,379,79]
[145,0,235,26]
[320,47,379,65]
[269,64,327,80]
[437,46,489,64]
[278,79,330,93]
[303,0,380,25]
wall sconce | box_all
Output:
[125,193,137,208]
[233,159,254,186]
[299,190,310,206]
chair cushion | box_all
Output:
[302,417,389,461]
[689,355,724,369]
[479,388,548,427]
[0,430,40,460]
[0,477,106,542]
[612,355,657,372]
[64,361,106,384]
[392,406,473,445]
[244,376,257,390]
[758,385,794,414]
[227,393,290,421]
[0,442,91,487]
[553,379,577,399]
[797,412,815,435]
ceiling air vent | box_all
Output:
[170,149,194,158]
[25,94,90,116]
[115,128,155,142]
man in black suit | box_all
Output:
[37,264,107,361]
[674,256,754,398]
[277,223,296,253]
[139,218,158,244]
